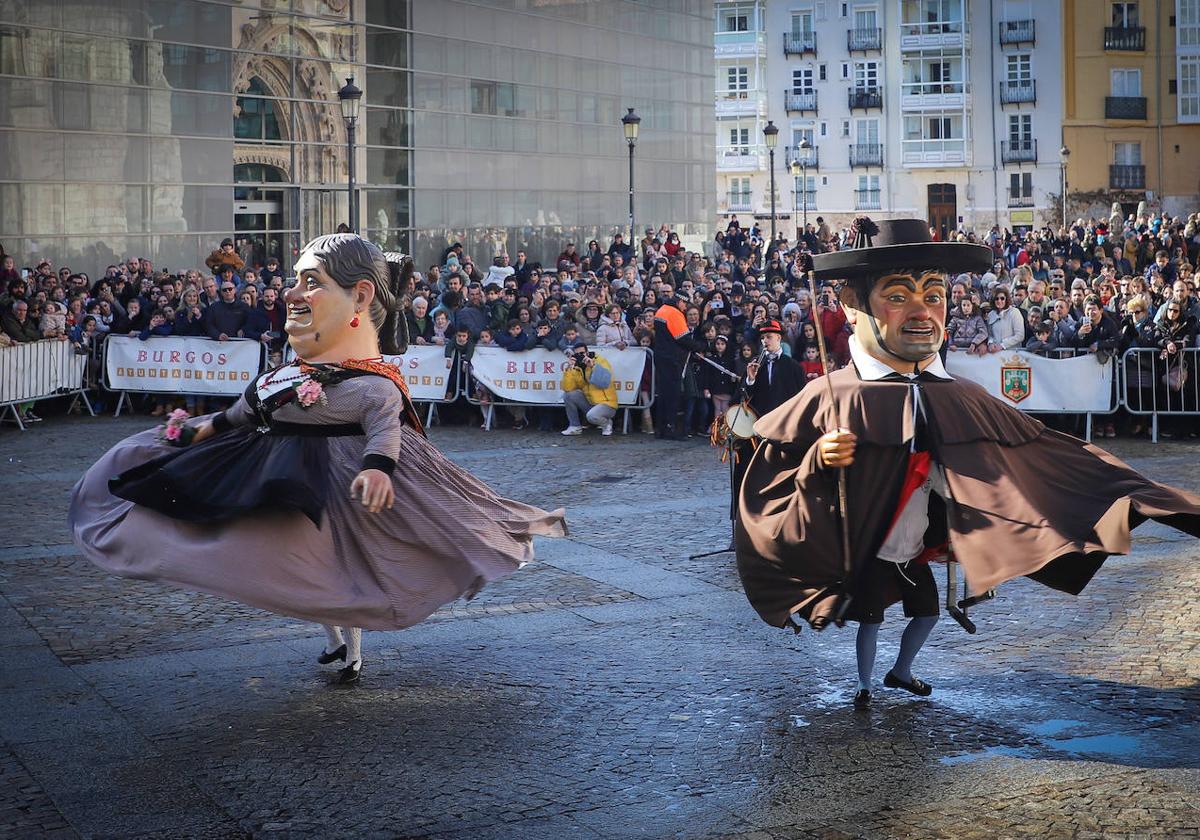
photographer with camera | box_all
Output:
[560,340,617,437]
[814,280,850,366]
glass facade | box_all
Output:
[0,0,714,274]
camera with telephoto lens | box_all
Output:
[572,349,595,364]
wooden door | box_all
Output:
[928,183,957,241]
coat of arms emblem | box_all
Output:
[1000,354,1031,403]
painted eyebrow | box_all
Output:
[879,276,918,292]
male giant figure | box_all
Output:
[735,218,1200,708]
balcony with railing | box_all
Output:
[726,191,753,212]
[848,87,883,110]
[849,143,884,168]
[1104,26,1146,50]
[900,80,967,109]
[793,189,817,212]
[784,90,818,113]
[782,31,817,56]
[847,28,882,51]
[715,91,768,118]
[999,79,1036,105]
[1008,189,1034,207]
[900,19,965,51]
[785,144,819,169]
[998,19,1035,45]
[1001,139,1037,164]
[715,29,767,58]
[717,148,767,172]
[901,139,966,165]
[1110,164,1146,190]
[1106,96,1148,119]
[854,188,882,210]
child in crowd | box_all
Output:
[800,345,824,381]
[474,328,496,428]
[495,319,530,428]
[1024,320,1058,355]
[556,323,581,353]
[532,319,556,350]
[444,325,476,422]
[703,333,737,429]
[496,318,530,351]
[634,327,655,434]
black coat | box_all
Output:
[746,353,806,417]
[737,367,1200,630]
[699,345,739,397]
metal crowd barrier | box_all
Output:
[0,338,93,430]
[461,346,656,434]
[407,356,461,429]
[1043,346,1120,442]
[1119,346,1199,442]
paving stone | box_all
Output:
[0,417,1198,837]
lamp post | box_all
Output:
[338,75,363,233]
[763,121,779,246]
[621,108,641,247]
[1059,145,1071,230]
[791,137,811,232]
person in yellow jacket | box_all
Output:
[560,339,618,437]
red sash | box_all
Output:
[884,451,948,564]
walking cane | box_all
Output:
[804,268,854,627]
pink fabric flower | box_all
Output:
[168,408,190,422]
[163,424,182,441]
[295,378,325,408]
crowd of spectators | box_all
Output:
[4,209,1199,438]
[1,237,286,422]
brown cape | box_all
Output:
[735,366,1200,630]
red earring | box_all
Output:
[350,314,360,328]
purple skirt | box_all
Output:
[70,418,567,630]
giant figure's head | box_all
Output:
[812,218,993,368]
[286,233,410,359]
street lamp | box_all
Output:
[763,120,779,246]
[621,108,641,247]
[790,137,811,232]
[1059,145,1071,230]
[338,75,363,233]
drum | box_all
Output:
[723,403,759,439]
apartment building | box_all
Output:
[714,0,1064,238]
[1061,0,1200,220]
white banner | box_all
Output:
[105,336,264,395]
[945,350,1115,412]
[469,346,649,406]
[381,345,457,401]
[0,339,87,404]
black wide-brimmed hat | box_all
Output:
[812,217,992,281]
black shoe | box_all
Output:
[853,689,871,709]
[336,662,361,684]
[883,670,933,696]
[317,643,347,665]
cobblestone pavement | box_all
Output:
[1,415,1198,839]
